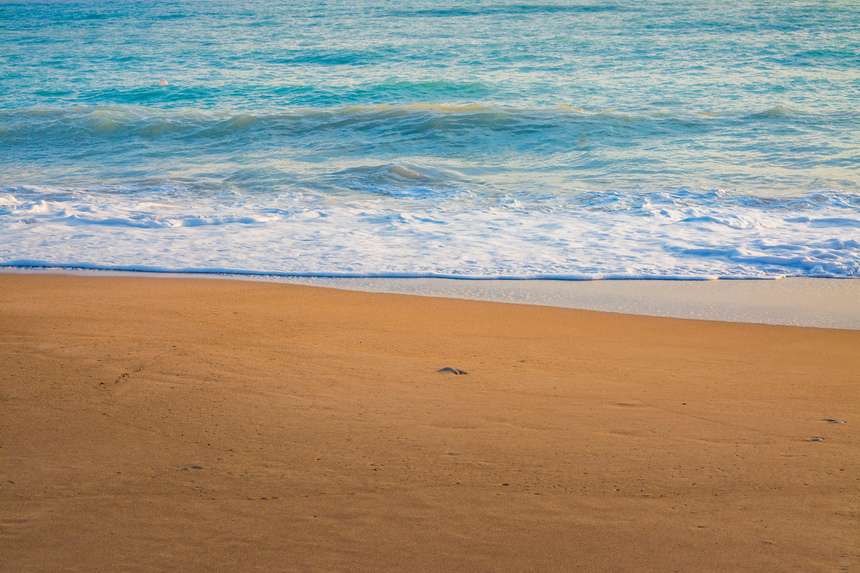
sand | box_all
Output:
[272,275,860,330]
[1,274,858,572]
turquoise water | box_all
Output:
[2,0,859,278]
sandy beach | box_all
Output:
[1,274,858,572]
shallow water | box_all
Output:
[2,0,859,278]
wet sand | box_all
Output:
[272,275,860,330]
[1,274,858,572]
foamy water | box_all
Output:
[1,1,859,279]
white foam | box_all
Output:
[1,185,859,280]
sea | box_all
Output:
[2,0,859,280]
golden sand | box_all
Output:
[1,274,858,571]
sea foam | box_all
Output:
[2,185,858,279]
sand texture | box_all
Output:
[1,275,858,572]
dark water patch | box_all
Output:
[347,80,495,101]
[79,85,229,107]
[777,48,860,69]
[269,48,395,67]
[390,3,621,18]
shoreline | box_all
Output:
[1,273,858,571]
[3,267,859,329]
[272,275,860,330]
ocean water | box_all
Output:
[1,0,859,279]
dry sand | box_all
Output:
[1,274,858,572]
